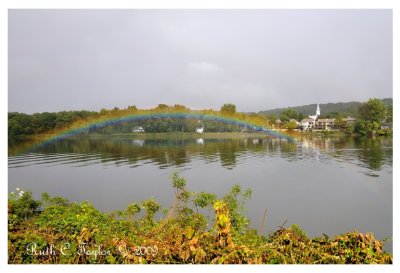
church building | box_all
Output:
[300,104,320,131]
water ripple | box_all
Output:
[8,137,392,174]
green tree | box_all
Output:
[193,192,217,212]
[126,105,138,112]
[280,109,299,121]
[285,120,298,131]
[265,114,277,125]
[9,190,41,221]
[358,98,387,123]
[156,104,170,111]
[334,114,345,129]
[355,98,388,135]
[354,120,380,136]
[222,184,252,233]
[99,108,108,115]
[220,103,236,115]
[126,203,141,221]
[326,111,340,118]
[385,105,392,123]
[141,199,161,225]
[171,171,187,195]
[279,114,289,123]
[172,104,188,111]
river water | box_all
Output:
[8,135,393,251]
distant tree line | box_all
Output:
[8,99,392,139]
[8,110,98,137]
[8,103,250,138]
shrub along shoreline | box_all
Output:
[8,173,392,264]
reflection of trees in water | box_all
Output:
[11,135,392,171]
[218,140,239,169]
[278,140,297,160]
[354,137,392,171]
[298,135,392,171]
[19,137,272,169]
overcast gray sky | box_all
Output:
[9,9,392,113]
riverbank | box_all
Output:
[8,132,276,142]
[8,174,392,264]
[11,128,391,145]
[91,132,280,139]
[11,131,347,141]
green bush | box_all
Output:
[35,201,109,236]
[222,184,252,233]
[141,199,161,225]
[193,192,217,210]
[9,190,41,221]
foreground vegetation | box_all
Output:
[8,173,392,264]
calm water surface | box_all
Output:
[8,135,393,251]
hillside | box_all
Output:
[259,98,392,117]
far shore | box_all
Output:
[10,130,352,142]
[109,131,347,139]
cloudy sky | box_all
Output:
[9,9,392,113]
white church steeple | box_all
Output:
[309,103,321,121]
[316,103,320,116]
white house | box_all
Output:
[132,126,145,133]
[195,126,204,133]
[300,118,316,131]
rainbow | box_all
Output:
[10,111,293,155]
